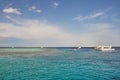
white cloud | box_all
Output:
[81,23,120,46]
[0,17,120,46]
[0,19,76,46]
[29,6,36,10]
[83,23,113,32]
[90,12,104,18]
[73,12,104,21]
[4,15,22,24]
[53,2,59,8]
[3,7,22,15]
[29,6,42,13]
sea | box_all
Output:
[0,47,120,80]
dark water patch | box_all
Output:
[109,76,120,80]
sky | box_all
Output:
[0,0,120,47]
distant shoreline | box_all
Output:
[0,47,120,48]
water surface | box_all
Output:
[0,47,120,80]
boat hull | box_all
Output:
[95,45,115,51]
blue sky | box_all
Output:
[0,0,120,47]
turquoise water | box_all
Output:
[0,48,120,80]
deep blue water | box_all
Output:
[0,47,120,80]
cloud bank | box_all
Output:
[0,17,119,47]
[0,19,77,46]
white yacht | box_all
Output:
[95,45,115,51]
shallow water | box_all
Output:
[0,47,120,80]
